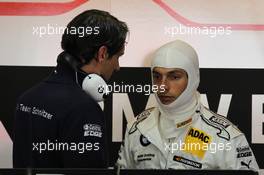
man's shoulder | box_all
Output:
[199,106,243,141]
[17,81,46,102]
[18,80,99,114]
[127,107,156,135]
[18,80,83,102]
[136,107,156,121]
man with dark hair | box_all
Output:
[13,9,128,168]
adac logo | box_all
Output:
[183,127,211,159]
[187,128,210,143]
[140,134,151,147]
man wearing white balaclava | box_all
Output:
[152,39,199,119]
[151,40,200,140]
[117,40,259,171]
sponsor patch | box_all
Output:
[128,108,154,135]
[137,153,155,162]
[173,155,202,169]
[201,114,230,140]
[136,107,154,120]
[241,160,252,169]
[17,103,53,120]
[140,134,151,147]
[237,151,252,158]
[183,127,211,159]
[83,123,102,138]
[236,146,250,153]
[177,118,192,128]
[128,116,147,135]
[209,116,230,128]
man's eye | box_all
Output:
[153,74,160,80]
[168,74,180,80]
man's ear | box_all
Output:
[96,46,108,63]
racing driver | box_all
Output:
[117,40,259,171]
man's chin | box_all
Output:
[160,101,173,105]
[158,97,175,105]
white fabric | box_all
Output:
[117,106,259,171]
[151,40,200,125]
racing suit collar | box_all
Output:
[137,107,160,134]
[46,63,77,85]
[158,92,201,139]
[158,92,200,124]
[137,107,167,157]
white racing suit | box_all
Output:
[117,105,259,171]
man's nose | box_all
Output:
[160,77,169,93]
[115,62,120,71]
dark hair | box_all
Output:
[61,9,128,64]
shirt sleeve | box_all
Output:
[116,125,135,169]
[223,134,259,172]
[59,100,108,168]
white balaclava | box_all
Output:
[151,40,200,124]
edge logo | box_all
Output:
[83,123,102,138]
[237,151,252,158]
[140,134,151,147]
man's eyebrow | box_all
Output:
[152,71,160,74]
[152,69,184,75]
[167,70,184,74]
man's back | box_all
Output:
[13,65,108,168]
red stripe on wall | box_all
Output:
[0,0,88,16]
[153,0,264,31]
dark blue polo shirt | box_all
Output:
[13,63,108,168]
